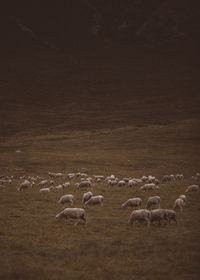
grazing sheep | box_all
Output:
[179,194,187,203]
[107,179,118,186]
[39,188,50,193]
[67,173,76,180]
[94,175,104,182]
[164,209,177,224]
[118,180,126,187]
[141,175,148,182]
[62,182,70,188]
[128,179,137,187]
[162,175,170,183]
[175,174,184,180]
[128,209,151,228]
[185,185,199,193]
[55,184,64,191]
[146,196,160,209]
[82,191,93,204]
[140,183,159,191]
[49,172,63,179]
[85,195,104,206]
[173,198,185,211]
[76,180,92,188]
[58,194,74,205]
[150,209,167,225]
[38,180,48,187]
[55,208,86,225]
[122,198,142,208]
[17,180,32,191]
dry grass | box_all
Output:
[0,43,200,279]
[0,119,200,280]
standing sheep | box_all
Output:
[146,196,160,209]
[164,209,177,224]
[55,208,86,225]
[140,183,159,191]
[58,194,74,205]
[150,209,167,225]
[173,198,185,211]
[85,195,104,206]
[128,209,151,228]
[17,180,32,191]
[185,185,199,193]
[82,191,93,204]
[122,198,142,209]
[38,180,48,187]
[39,188,50,193]
[76,180,92,189]
[179,194,187,203]
[118,180,126,187]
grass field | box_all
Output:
[0,42,200,279]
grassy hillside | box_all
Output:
[0,19,200,279]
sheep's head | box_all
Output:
[55,214,60,221]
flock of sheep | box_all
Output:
[1,171,200,228]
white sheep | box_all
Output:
[49,172,63,179]
[146,196,160,209]
[55,208,86,225]
[58,194,74,205]
[122,198,142,208]
[17,180,32,191]
[140,183,159,191]
[128,209,151,228]
[39,188,50,193]
[54,184,64,191]
[173,198,185,211]
[107,179,118,186]
[85,195,104,206]
[185,185,199,193]
[118,180,126,187]
[62,182,70,188]
[38,179,48,187]
[76,180,92,189]
[128,179,137,187]
[179,194,187,203]
[150,209,167,225]
[82,191,93,204]
[164,209,177,224]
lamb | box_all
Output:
[146,196,160,209]
[85,195,104,206]
[122,198,142,208]
[164,209,177,224]
[185,185,199,193]
[39,188,50,193]
[140,183,159,191]
[173,198,185,211]
[128,209,151,228]
[17,180,32,191]
[150,209,167,225]
[58,194,74,205]
[82,191,93,204]
[55,208,86,225]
